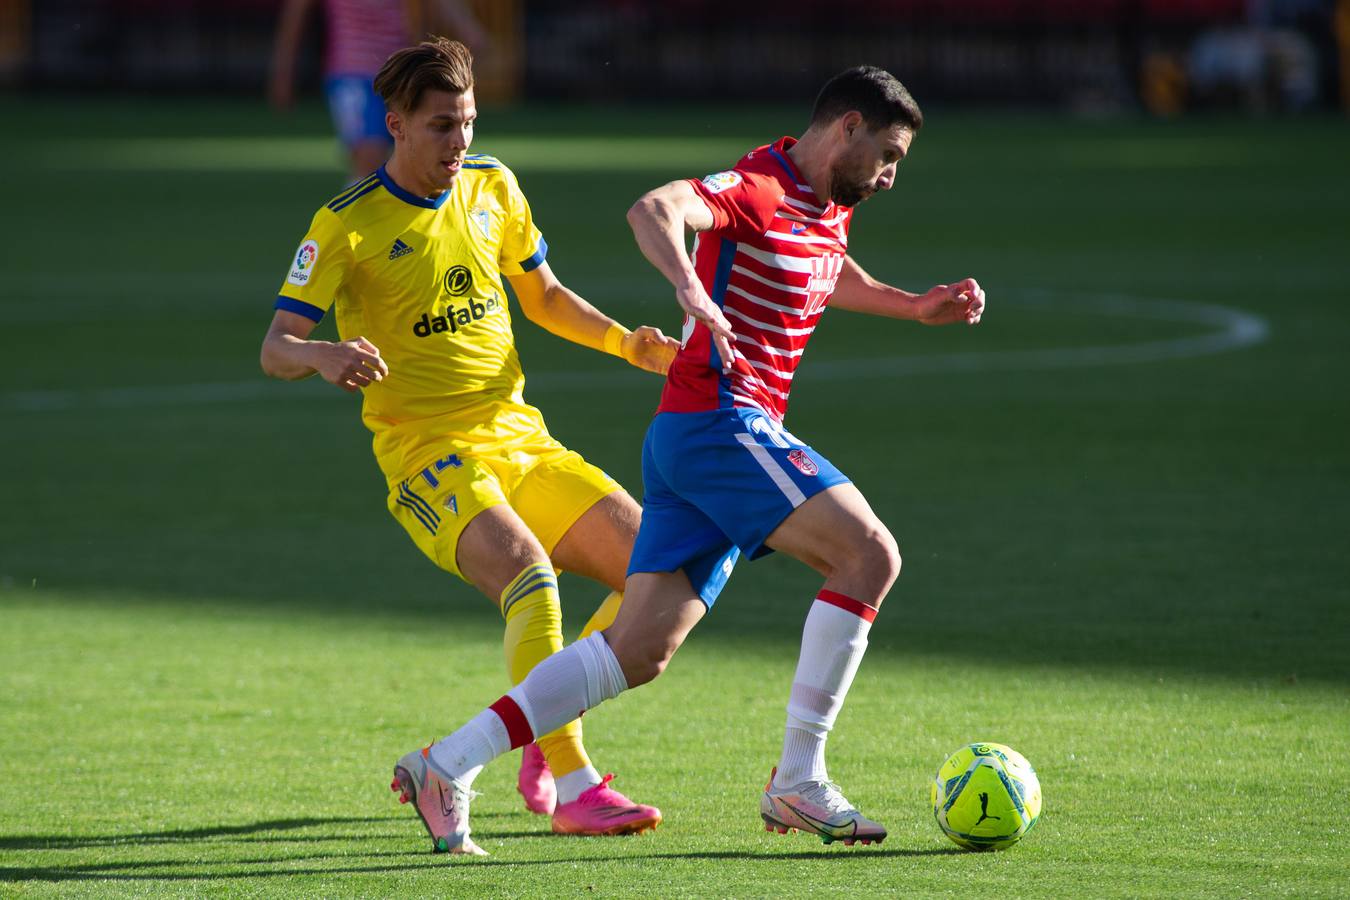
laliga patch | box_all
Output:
[701,171,742,195]
[286,240,319,286]
[787,449,819,476]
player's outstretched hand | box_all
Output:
[675,280,736,373]
[621,326,681,376]
[316,336,389,392]
[914,278,986,326]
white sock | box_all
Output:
[773,591,877,789]
[554,765,603,804]
[428,708,510,784]
[516,633,629,737]
[427,634,628,781]
[778,726,827,787]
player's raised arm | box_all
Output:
[830,255,985,326]
[627,180,736,373]
[260,310,389,392]
[506,262,679,375]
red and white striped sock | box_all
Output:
[772,590,877,790]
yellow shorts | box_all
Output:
[386,441,622,580]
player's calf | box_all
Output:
[603,571,708,687]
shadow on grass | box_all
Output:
[0,814,519,851]
[1,844,962,883]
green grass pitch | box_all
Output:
[1,97,1347,897]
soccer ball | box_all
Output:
[931,742,1041,851]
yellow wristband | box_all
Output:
[603,323,630,358]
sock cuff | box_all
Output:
[500,563,559,617]
[815,589,878,623]
[490,693,535,749]
[577,632,629,698]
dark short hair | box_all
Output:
[810,66,923,133]
[374,36,474,113]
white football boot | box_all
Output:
[391,744,487,856]
[760,767,887,846]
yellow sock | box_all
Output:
[578,590,623,640]
[500,563,591,779]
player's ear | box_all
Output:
[386,110,403,142]
[840,110,864,141]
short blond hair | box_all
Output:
[373,36,474,113]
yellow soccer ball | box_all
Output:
[931,742,1042,851]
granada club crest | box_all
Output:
[787,449,819,476]
[803,253,843,317]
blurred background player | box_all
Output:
[269,0,489,182]
[259,37,675,854]
[401,65,988,852]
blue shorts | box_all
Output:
[324,75,393,148]
[627,406,850,608]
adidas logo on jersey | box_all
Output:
[389,238,414,260]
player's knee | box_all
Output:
[610,629,680,688]
[858,526,902,603]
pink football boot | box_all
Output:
[551,773,662,836]
[517,743,557,815]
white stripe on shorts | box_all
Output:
[734,432,807,507]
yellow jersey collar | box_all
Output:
[376,166,452,210]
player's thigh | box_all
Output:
[454,504,552,600]
[386,453,539,598]
[763,482,898,578]
[510,449,626,581]
[549,490,642,593]
[604,570,709,687]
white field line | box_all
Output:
[808,290,1270,378]
[3,291,1269,413]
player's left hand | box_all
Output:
[914,278,986,326]
[620,326,681,375]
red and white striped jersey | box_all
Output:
[657,137,852,422]
[323,0,411,77]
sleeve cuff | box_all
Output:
[520,236,549,273]
[685,178,727,231]
[274,295,326,323]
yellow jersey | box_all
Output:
[275,157,557,484]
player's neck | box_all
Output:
[384,155,448,202]
[786,131,832,205]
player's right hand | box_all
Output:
[316,336,388,392]
[674,280,736,373]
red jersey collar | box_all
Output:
[765,136,830,209]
